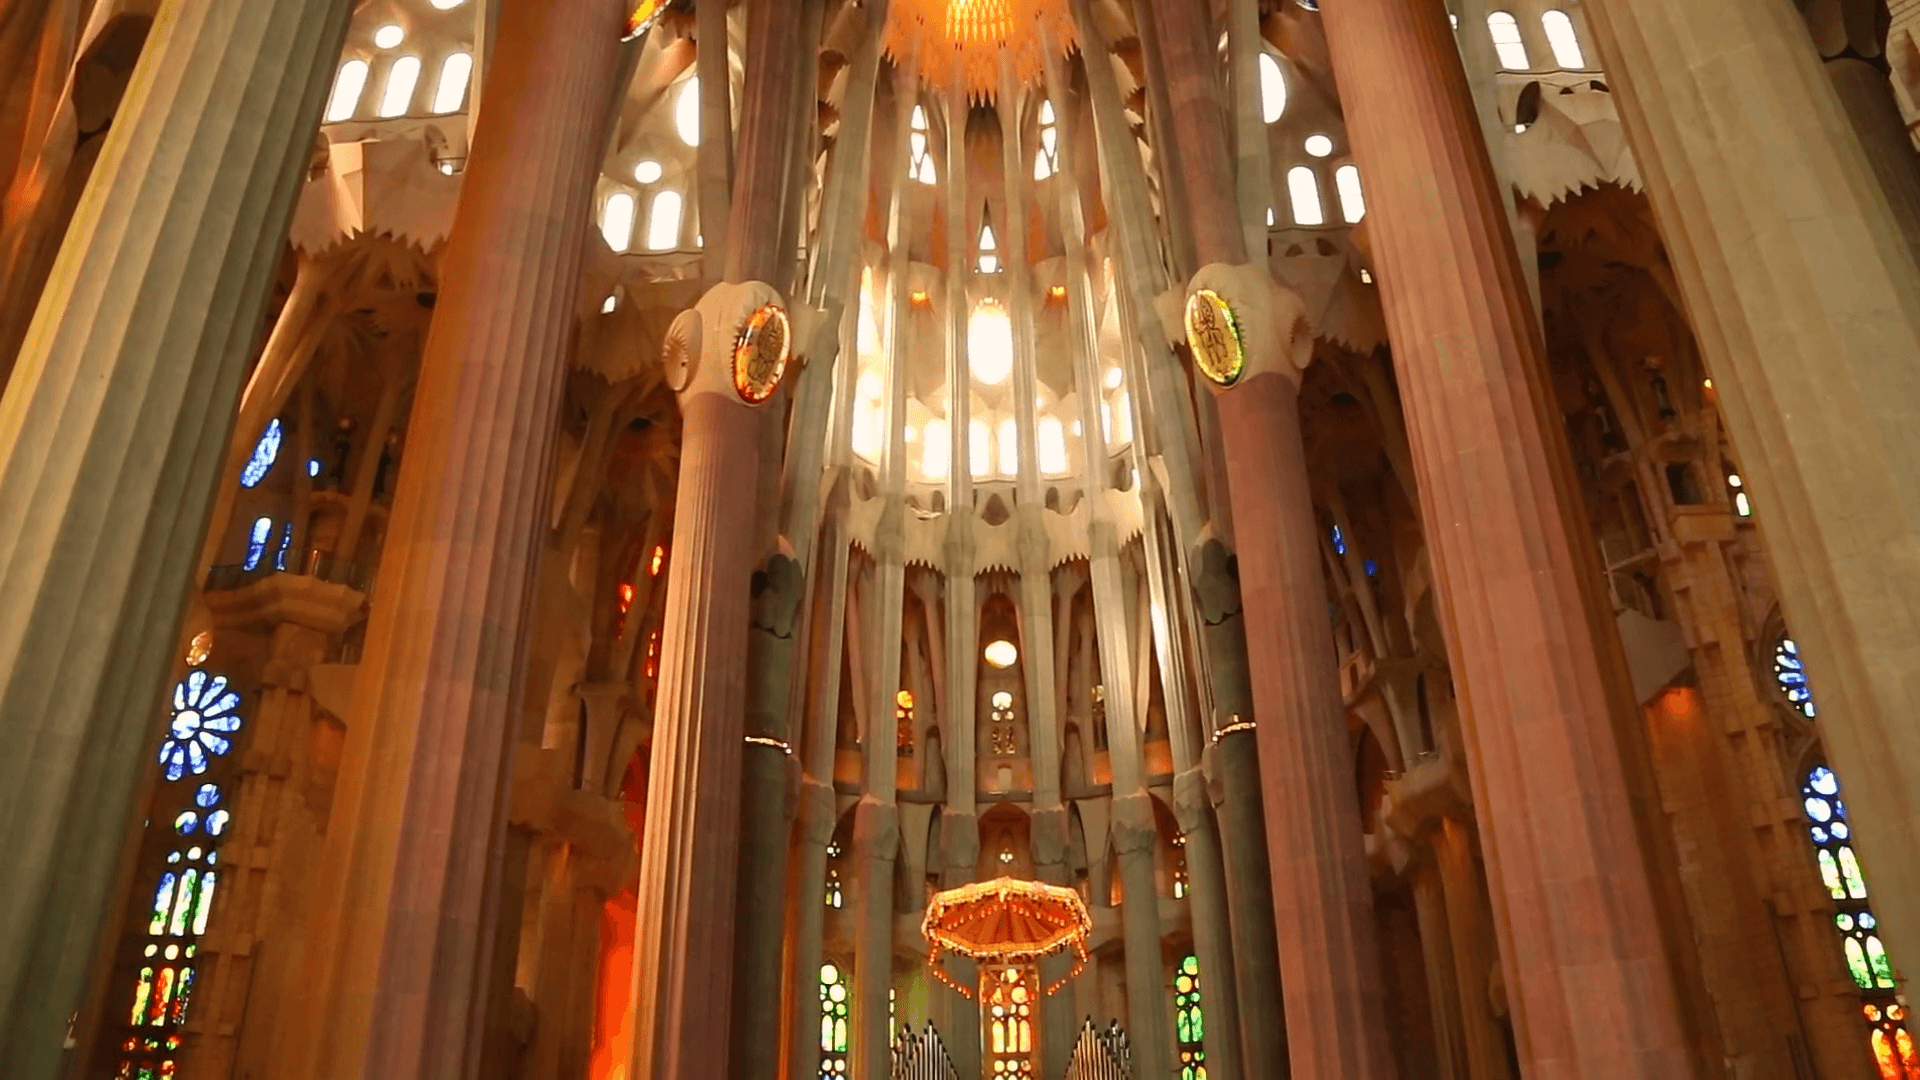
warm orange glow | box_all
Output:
[922,878,1092,997]
[644,629,659,679]
[885,0,1077,102]
[1656,685,1702,722]
[1048,285,1067,299]
[910,289,932,307]
[588,890,637,1080]
[897,689,916,710]
[649,545,665,576]
[617,582,635,615]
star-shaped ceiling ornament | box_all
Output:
[885,0,1079,102]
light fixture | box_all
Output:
[373,23,405,48]
[984,639,1019,668]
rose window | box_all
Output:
[159,671,244,782]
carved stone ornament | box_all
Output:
[662,308,701,393]
[1185,288,1247,388]
[732,303,791,405]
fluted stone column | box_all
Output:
[1584,0,1920,980]
[0,0,351,1069]
[1317,0,1693,1073]
[1148,0,1396,1073]
[262,2,628,1076]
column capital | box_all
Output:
[1183,262,1314,392]
[663,280,792,406]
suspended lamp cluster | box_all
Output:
[922,877,1093,998]
[885,0,1078,101]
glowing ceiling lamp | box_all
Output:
[983,639,1019,668]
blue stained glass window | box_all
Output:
[274,522,294,571]
[307,458,323,478]
[243,517,272,571]
[240,419,283,488]
[1773,638,1817,718]
[158,671,244,782]
[1364,558,1379,578]
[1331,524,1347,556]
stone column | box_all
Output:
[1148,0,1396,1073]
[1409,863,1469,1080]
[260,1,628,1077]
[1316,0,1695,1074]
[1585,0,1920,978]
[0,0,351,1068]
[1431,819,1507,1080]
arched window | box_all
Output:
[601,192,636,252]
[969,300,1014,386]
[1038,415,1069,475]
[989,690,1018,756]
[1335,164,1367,223]
[325,60,370,122]
[1171,835,1189,899]
[986,966,1036,1076]
[1175,954,1207,1079]
[1487,12,1531,70]
[819,963,851,1075]
[1259,52,1287,123]
[432,52,474,113]
[1287,166,1325,226]
[274,522,294,572]
[1777,643,1918,1076]
[922,418,952,481]
[1033,100,1060,181]
[675,77,702,147]
[645,190,684,251]
[977,224,1001,275]
[378,55,422,118]
[969,419,992,479]
[243,517,273,572]
[896,690,916,757]
[240,418,283,489]
[825,839,845,909]
[1541,11,1586,69]
[119,665,246,1077]
[997,417,1019,477]
[911,104,939,185]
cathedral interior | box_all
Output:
[9,0,1920,1078]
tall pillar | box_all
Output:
[1147,0,1396,1073]
[0,0,351,1068]
[1432,818,1509,1080]
[263,1,628,1075]
[1315,0,1693,1073]
[1584,0,1920,977]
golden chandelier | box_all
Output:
[885,0,1080,102]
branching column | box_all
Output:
[264,1,628,1075]
[1148,0,1395,1073]
[1316,0,1694,1073]
[1583,0,1920,979]
[0,0,351,1069]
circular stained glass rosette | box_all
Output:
[1185,289,1246,387]
[624,0,666,42]
[733,303,791,405]
[158,671,244,783]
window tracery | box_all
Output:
[990,690,1018,757]
[911,105,939,185]
[819,963,850,1076]
[118,665,245,1078]
[239,419,282,489]
[897,690,916,757]
[1777,642,1918,1077]
[986,965,1036,1077]
[1175,953,1207,1080]
[1487,11,1530,70]
[1541,10,1586,69]
[1033,100,1060,181]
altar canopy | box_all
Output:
[922,878,1093,998]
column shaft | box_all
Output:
[1318,0,1698,1073]
[266,2,627,1075]
[0,0,350,1068]
[1214,378,1396,1078]
[1584,0,1920,977]
[627,394,762,1080]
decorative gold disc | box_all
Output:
[733,304,791,404]
[1185,289,1246,388]
[624,0,665,42]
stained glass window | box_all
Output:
[239,419,283,488]
[986,966,1036,1077]
[1176,953,1208,1080]
[1778,642,1916,1078]
[910,105,939,185]
[118,653,248,1076]
[897,690,916,757]
[826,839,844,909]
[819,963,850,1077]
[243,517,272,572]
[1773,638,1816,718]
[1032,100,1059,182]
